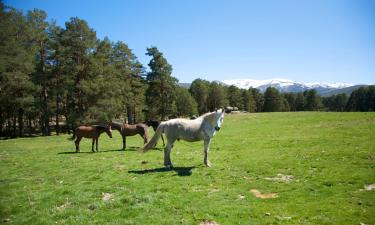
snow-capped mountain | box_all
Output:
[222,78,353,93]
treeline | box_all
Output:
[1,3,374,138]
[189,80,375,113]
[0,3,197,138]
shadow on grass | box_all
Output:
[128,166,196,176]
[58,147,142,154]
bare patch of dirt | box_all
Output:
[265,173,294,182]
[199,219,220,225]
[56,199,71,211]
[102,192,114,202]
[113,164,126,171]
[250,189,278,199]
[364,184,375,191]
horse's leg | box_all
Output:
[164,139,175,169]
[92,138,95,152]
[75,137,82,152]
[161,134,165,147]
[96,138,99,152]
[139,132,147,144]
[204,138,212,167]
[123,135,127,149]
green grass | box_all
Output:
[1,112,374,225]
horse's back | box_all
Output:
[163,118,203,141]
[75,125,97,138]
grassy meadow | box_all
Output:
[0,112,374,225]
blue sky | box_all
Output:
[6,0,375,84]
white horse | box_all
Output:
[143,109,225,168]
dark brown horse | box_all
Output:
[110,122,148,149]
[145,119,165,146]
[70,125,112,152]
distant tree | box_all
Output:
[227,85,243,110]
[207,82,227,111]
[145,47,177,120]
[189,78,210,114]
[175,86,198,117]
[367,86,375,111]
[249,88,264,112]
[242,89,256,112]
[284,93,297,111]
[263,87,284,112]
[295,92,305,111]
[332,94,348,112]
[346,86,375,112]
[304,90,321,111]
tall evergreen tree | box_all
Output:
[27,9,51,135]
[59,17,97,128]
[145,47,177,120]
[0,4,38,137]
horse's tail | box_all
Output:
[68,129,76,140]
[143,122,164,152]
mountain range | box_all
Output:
[179,78,369,97]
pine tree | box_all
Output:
[59,17,97,128]
[0,4,37,137]
[27,9,52,135]
[145,47,177,120]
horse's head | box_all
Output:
[214,109,225,131]
[106,125,113,138]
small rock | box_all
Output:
[265,212,271,216]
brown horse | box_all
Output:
[111,122,148,149]
[70,125,112,152]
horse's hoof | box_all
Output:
[204,161,212,167]
[165,164,173,170]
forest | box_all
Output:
[1,3,374,138]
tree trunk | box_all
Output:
[55,93,60,135]
[18,108,24,137]
[12,116,16,138]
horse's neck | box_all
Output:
[97,128,106,135]
[110,123,122,131]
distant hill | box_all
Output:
[179,78,371,97]
[319,85,368,97]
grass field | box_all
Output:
[1,112,374,225]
